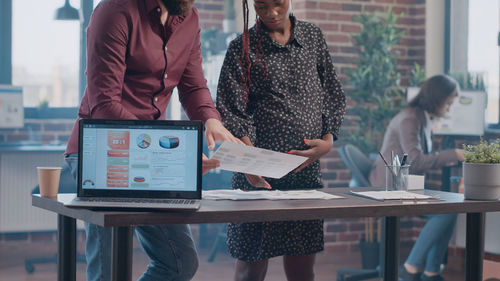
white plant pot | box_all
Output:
[463,163,500,200]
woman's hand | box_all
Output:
[240,136,272,189]
[244,174,272,189]
[202,153,219,175]
[289,134,334,173]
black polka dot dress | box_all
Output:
[216,16,346,262]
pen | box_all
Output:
[401,153,408,166]
[379,152,396,177]
[394,155,401,167]
[399,153,409,190]
[378,152,390,167]
[392,153,399,177]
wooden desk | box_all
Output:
[32,189,500,281]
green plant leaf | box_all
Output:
[463,139,500,164]
[345,8,406,154]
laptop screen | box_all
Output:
[77,119,202,198]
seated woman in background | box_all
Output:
[369,74,464,281]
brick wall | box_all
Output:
[195,0,225,29]
[0,119,75,145]
[290,0,427,188]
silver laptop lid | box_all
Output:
[77,119,202,199]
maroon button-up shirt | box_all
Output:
[66,0,220,154]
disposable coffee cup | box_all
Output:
[37,167,62,198]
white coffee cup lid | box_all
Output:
[37,167,62,170]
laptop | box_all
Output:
[65,119,202,210]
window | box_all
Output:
[12,0,82,108]
[12,0,231,113]
[468,1,499,124]
[449,0,500,125]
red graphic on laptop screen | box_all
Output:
[107,131,130,187]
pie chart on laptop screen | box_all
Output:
[136,133,151,149]
[159,136,180,149]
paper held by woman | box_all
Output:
[210,142,308,179]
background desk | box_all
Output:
[32,189,500,281]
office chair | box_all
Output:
[336,144,381,281]
[338,144,373,188]
[25,162,86,273]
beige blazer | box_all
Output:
[369,106,459,188]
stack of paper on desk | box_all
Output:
[210,142,308,178]
[349,191,433,201]
[203,189,343,200]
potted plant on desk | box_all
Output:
[463,139,500,200]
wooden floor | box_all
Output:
[0,237,470,281]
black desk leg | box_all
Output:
[466,212,485,281]
[384,216,400,281]
[111,226,133,281]
[58,214,76,281]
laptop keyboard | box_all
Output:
[80,198,197,205]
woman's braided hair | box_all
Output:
[240,0,268,103]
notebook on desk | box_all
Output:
[65,119,202,210]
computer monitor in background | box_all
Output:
[0,85,23,129]
[407,87,486,136]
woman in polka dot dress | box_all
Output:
[216,0,346,280]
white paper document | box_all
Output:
[210,142,308,178]
[349,191,433,201]
[203,189,343,200]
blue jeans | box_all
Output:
[66,155,199,281]
[405,214,457,273]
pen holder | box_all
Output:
[385,164,410,191]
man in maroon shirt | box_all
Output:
[65,0,241,280]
